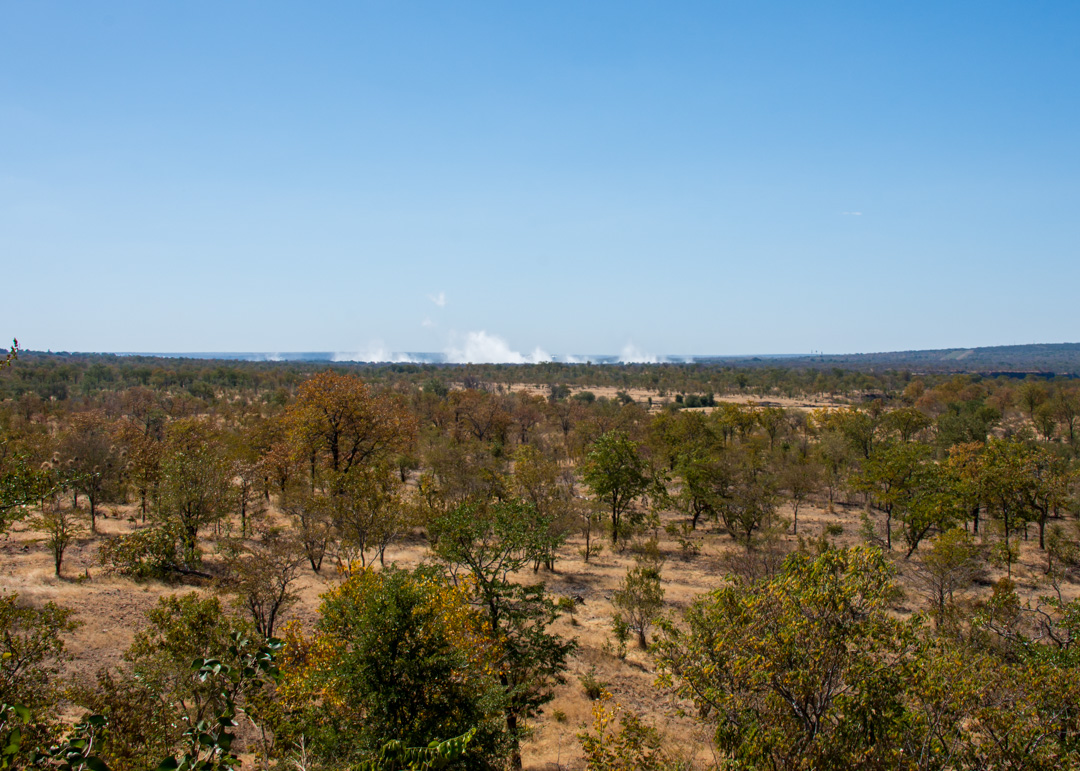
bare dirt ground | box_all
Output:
[2,493,1073,770]
[506,383,848,413]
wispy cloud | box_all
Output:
[421,318,436,328]
[428,291,447,307]
[840,211,863,216]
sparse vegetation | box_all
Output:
[3,355,1080,768]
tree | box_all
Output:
[1026,446,1072,550]
[124,593,256,754]
[98,522,190,580]
[430,500,574,769]
[1034,402,1058,442]
[881,406,932,443]
[0,595,77,712]
[156,419,233,567]
[59,412,125,533]
[779,454,821,535]
[582,431,651,546]
[71,670,175,771]
[974,439,1043,578]
[27,503,86,577]
[223,426,267,538]
[281,492,332,572]
[817,407,877,459]
[936,401,1000,448]
[674,446,732,531]
[912,528,984,629]
[221,528,306,638]
[655,547,916,770]
[115,421,161,524]
[509,444,574,571]
[450,389,512,445]
[1052,388,1080,450]
[814,428,852,505]
[287,371,416,481]
[1017,380,1049,420]
[648,410,713,472]
[757,406,787,450]
[577,691,667,771]
[718,450,781,552]
[0,454,52,538]
[894,460,965,558]
[851,442,930,550]
[612,565,664,649]
[274,566,508,767]
[330,465,409,570]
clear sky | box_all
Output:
[3,2,1079,360]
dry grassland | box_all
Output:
[3,489,1074,770]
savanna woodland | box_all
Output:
[6,344,1080,769]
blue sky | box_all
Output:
[3,2,1079,360]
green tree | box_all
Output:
[509,444,574,571]
[881,406,932,443]
[655,547,916,770]
[27,503,86,577]
[612,566,664,649]
[275,566,507,768]
[674,446,732,531]
[1053,388,1080,450]
[912,528,984,629]
[59,412,125,533]
[0,593,79,766]
[156,419,233,567]
[717,449,781,552]
[430,500,574,769]
[779,453,821,535]
[124,593,255,752]
[974,439,1043,577]
[756,405,787,450]
[577,691,667,771]
[71,670,175,771]
[894,460,965,557]
[0,455,52,537]
[936,401,1000,448]
[582,431,651,546]
[852,442,931,550]
[329,465,407,570]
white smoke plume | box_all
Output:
[618,343,663,364]
[333,344,419,363]
[443,331,551,364]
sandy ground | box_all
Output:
[506,383,848,414]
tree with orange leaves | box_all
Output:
[286,371,417,484]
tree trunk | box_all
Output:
[504,700,521,770]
